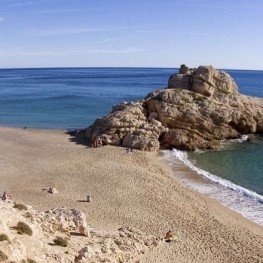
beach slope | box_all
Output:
[0,127,262,262]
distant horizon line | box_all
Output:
[0,66,263,71]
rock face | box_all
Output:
[85,65,263,151]
[0,201,161,262]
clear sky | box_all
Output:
[0,0,263,69]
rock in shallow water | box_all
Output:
[85,65,263,151]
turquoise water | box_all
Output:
[0,67,263,225]
[181,70,263,225]
[188,138,263,195]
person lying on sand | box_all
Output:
[164,230,178,242]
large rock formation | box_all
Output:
[85,65,263,151]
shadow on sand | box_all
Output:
[76,200,89,203]
[65,129,93,147]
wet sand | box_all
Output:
[0,126,262,262]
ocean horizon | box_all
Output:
[0,67,263,226]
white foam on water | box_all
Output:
[221,134,249,145]
[160,149,263,226]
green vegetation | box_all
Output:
[181,96,191,103]
[0,250,8,260]
[0,233,10,242]
[53,236,68,247]
[219,88,229,95]
[174,88,182,94]
[15,221,33,236]
[27,258,37,263]
[194,95,205,102]
[13,203,28,211]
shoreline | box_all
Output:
[161,149,263,226]
[1,126,263,262]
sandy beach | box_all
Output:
[0,126,263,262]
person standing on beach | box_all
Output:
[2,191,13,201]
[94,137,102,147]
[2,191,7,201]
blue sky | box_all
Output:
[0,0,263,69]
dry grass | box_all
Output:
[15,221,33,236]
[0,233,10,242]
[14,203,28,211]
[0,250,8,260]
[27,258,37,263]
[53,236,68,247]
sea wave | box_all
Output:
[43,94,82,100]
[1,94,84,103]
[171,149,263,204]
[159,149,263,225]
[221,134,249,145]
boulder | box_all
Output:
[85,65,263,151]
[168,65,238,96]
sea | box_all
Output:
[0,67,262,226]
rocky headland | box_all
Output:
[85,65,263,151]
